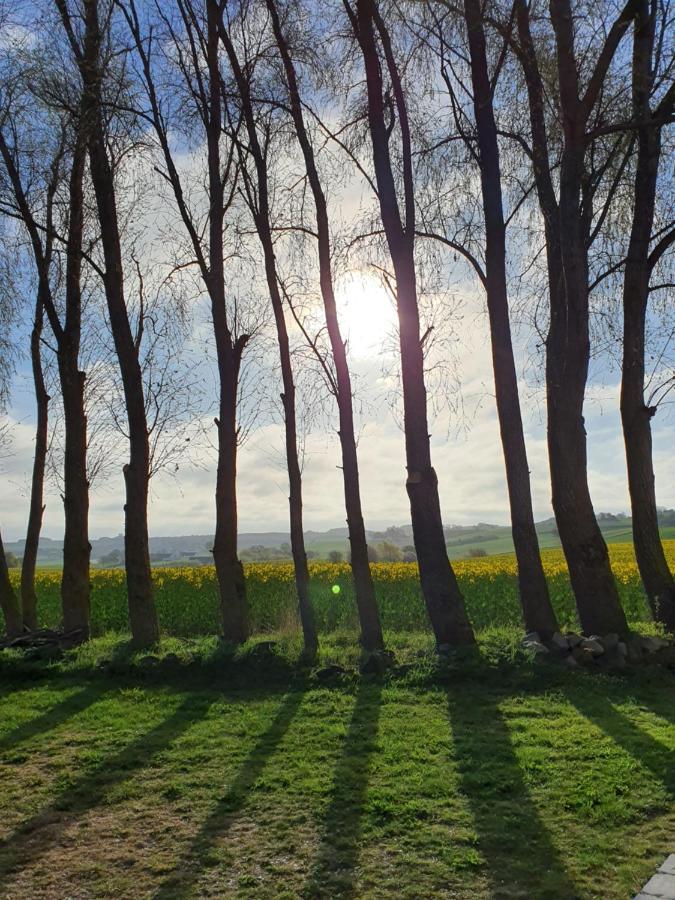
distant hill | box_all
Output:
[6,509,675,566]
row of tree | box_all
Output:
[0,0,673,653]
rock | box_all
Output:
[549,632,570,653]
[523,631,541,645]
[563,654,579,669]
[580,638,604,656]
[599,647,627,671]
[522,639,550,656]
[656,645,675,669]
[139,655,161,669]
[107,662,131,676]
[394,663,416,677]
[565,632,583,649]
[251,640,277,654]
[616,642,628,658]
[163,653,181,666]
[626,638,644,663]
[314,664,346,681]
[572,647,596,665]
[641,636,669,654]
[600,633,619,652]
[360,650,396,675]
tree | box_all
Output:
[462,0,557,636]
[375,540,402,562]
[118,0,251,643]
[0,526,21,637]
[265,0,385,651]
[55,0,159,647]
[0,425,22,637]
[346,0,474,645]
[512,0,633,637]
[418,0,559,637]
[328,549,343,563]
[99,549,122,566]
[216,0,318,656]
[20,290,49,630]
[619,0,675,630]
[0,75,92,637]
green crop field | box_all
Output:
[9,542,674,638]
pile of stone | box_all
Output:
[521,630,673,670]
[0,627,86,651]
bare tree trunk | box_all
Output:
[620,0,675,630]
[0,527,22,637]
[351,0,474,645]
[117,0,250,643]
[21,295,48,630]
[213,369,248,644]
[69,0,158,647]
[516,0,631,637]
[58,133,91,638]
[59,358,91,635]
[266,0,383,651]
[547,0,629,637]
[202,0,249,644]
[463,0,558,638]
[217,5,318,654]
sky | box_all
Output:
[3,273,674,542]
[1,0,673,542]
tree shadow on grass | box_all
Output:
[447,689,580,899]
[302,679,383,900]
[153,683,307,900]
[564,686,674,797]
[0,692,214,880]
[628,679,675,726]
[0,683,109,756]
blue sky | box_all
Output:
[1,0,673,541]
[3,281,674,541]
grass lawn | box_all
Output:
[0,633,672,899]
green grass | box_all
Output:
[0,633,673,898]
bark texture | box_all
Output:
[0,528,22,637]
[119,0,250,642]
[516,0,633,636]
[218,5,318,654]
[620,0,675,630]
[21,296,48,630]
[464,0,558,638]
[268,0,384,651]
[69,0,158,647]
[0,92,91,639]
[352,0,474,645]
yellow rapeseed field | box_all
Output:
[17,540,673,636]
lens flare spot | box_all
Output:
[332,584,341,595]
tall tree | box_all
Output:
[346,0,474,645]
[421,0,559,637]
[0,525,21,637]
[118,0,250,643]
[20,284,49,630]
[0,106,92,639]
[216,1,318,655]
[0,425,21,637]
[56,0,158,647]
[620,0,675,629]
[513,0,635,637]
[265,0,385,651]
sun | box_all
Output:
[335,272,397,358]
